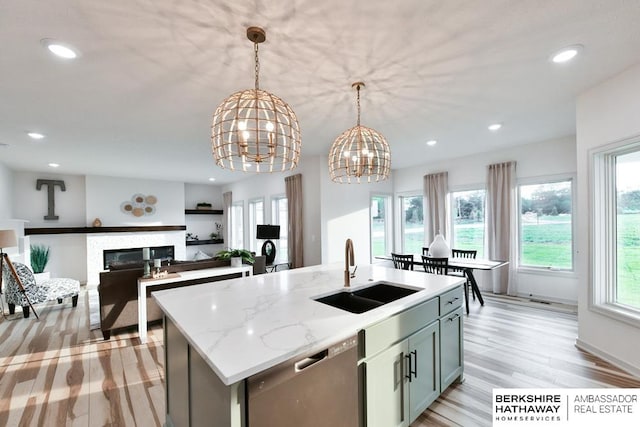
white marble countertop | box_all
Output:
[139,265,253,285]
[152,263,464,385]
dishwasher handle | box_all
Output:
[294,349,328,372]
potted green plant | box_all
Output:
[196,202,212,210]
[30,244,51,282]
[216,249,255,267]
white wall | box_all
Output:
[12,172,87,279]
[394,137,576,192]
[13,171,86,227]
[576,62,640,374]
[184,183,223,210]
[320,164,394,265]
[394,137,579,303]
[85,175,184,226]
[301,158,322,266]
[0,162,12,220]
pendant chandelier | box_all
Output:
[211,27,301,173]
[328,82,390,183]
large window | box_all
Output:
[400,195,423,253]
[248,198,264,253]
[371,194,392,260]
[615,150,640,309]
[451,189,485,257]
[272,196,288,261]
[519,179,573,270]
[593,140,640,321]
[230,201,244,250]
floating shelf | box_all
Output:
[186,239,224,246]
[185,209,223,215]
[25,225,186,235]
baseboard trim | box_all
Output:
[515,291,577,306]
[484,293,577,314]
[575,338,640,378]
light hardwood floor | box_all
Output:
[1,288,638,426]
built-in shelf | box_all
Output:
[25,225,186,235]
[185,209,223,215]
[186,239,224,246]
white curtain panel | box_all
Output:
[423,171,449,246]
[285,174,304,268]
[486,161,517,295]
[222,191,232,249]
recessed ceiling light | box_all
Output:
[208,177,216,182]
[551,45,582,63]
[48,163,60,168]
[488,123,502,131]
[27,132,45,140]
[41,39,78,59]
[426,140,437,146]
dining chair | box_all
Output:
[451,249,477,259]
[421,247,430,256]
[421,256,449,275]
[451,249,477,300]
[391,253,414,271]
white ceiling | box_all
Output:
[2,0,640,185]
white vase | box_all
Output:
[230,257,242,267]
[429,234,451,258]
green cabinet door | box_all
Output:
[440,306,464,390]
[364,340,409,427]
[408,321,440,424]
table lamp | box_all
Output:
[256,225,280,265]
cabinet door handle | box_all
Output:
[404,353,413,382]
[405,350,417,381]
[447,297,459,305]
[412,349,418,379]
[448,313,460,322]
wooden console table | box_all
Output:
[137,265,252,344]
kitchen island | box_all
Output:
[153,263,465,427]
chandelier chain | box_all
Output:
[254,41,260,90]
[356,84,361,127]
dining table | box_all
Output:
[375,254,509,314]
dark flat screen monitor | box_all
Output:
[256,224,280,240]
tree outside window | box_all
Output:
[400,195,423,253]
[452,190,485,257]
[371,195,392,259]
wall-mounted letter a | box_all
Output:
[36,179,66,220]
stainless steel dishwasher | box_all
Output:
[246,335,359,427]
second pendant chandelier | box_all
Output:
[328,82,391,183]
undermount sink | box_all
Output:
[314,282,420,314]
[352,282,419,303]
